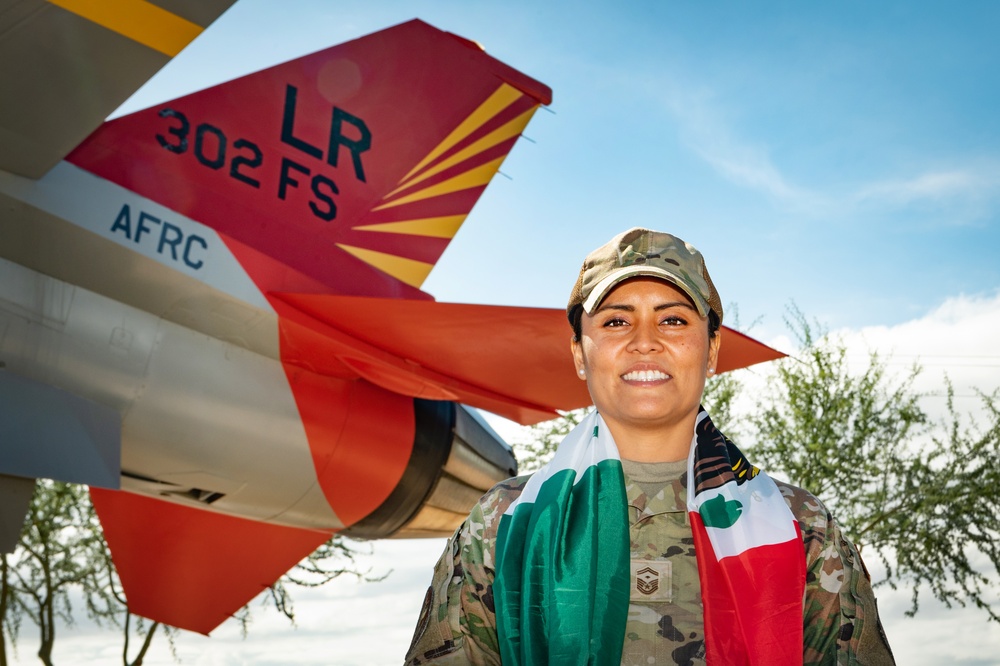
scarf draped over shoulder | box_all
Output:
[493,409,806,665]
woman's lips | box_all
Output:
[621,369,671,382]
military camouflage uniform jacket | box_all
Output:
[405,466,894,665]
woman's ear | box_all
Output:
[571,337,586,379]
[708,328,722,375]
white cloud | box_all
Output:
[645,76,1000,227]
[658,85,820,206]
[836,290,1000,421]
[857,169,988,202]
[853,165,1000,222]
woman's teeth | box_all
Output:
[622,370,670,382]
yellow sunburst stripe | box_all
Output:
[398,84,523,185]
[47,0,203,57]
[337,244,435,288]
[372,156,505,211]
[353,216,467,239]
[385,106,536,198]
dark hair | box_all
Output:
[569,305,720,342]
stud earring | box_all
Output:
[707,368,715,376]
[578,369,586,377]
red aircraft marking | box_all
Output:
[91,488,331,635]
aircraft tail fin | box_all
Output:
[67,20,552,299]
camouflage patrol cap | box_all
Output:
[567,227,723,324]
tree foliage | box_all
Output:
[0,481,166,666]
[747,309,1000,622]
[1,554,19,666]
[1,481,109,666]
[746,307,927,533]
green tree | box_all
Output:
[0,481,116,666]
[746,308,927,534]
[902,384,1000,623]
[701,366,743,437]
[747,309,1000,622]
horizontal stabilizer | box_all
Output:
[0,371,120,488]
[91,489,331,635]
[269,294,785,425]
[714,326,787,373]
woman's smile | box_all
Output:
[620,365,671,383]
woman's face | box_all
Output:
[571,277,721,439]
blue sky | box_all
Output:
[21,1,998,664]
[115,0,1000,342]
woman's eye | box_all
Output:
[661,316,687,326]
[604,317,628,328]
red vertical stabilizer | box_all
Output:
[68,19,552,299]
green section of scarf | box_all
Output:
[494,412,630,665]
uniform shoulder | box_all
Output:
[469,474,532,536]
[771,477,833,537]
[478,474,531,515]
[771,477,828,510]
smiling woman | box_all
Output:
[405,228,896,666]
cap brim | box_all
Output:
[581,266,710,317]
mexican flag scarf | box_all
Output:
[494,409,806,665]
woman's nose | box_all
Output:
[627,322,662,354]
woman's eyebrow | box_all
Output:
[654,302,696,312]
[594,301,695,314]
[593,303,634,314]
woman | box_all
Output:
[405,228,894,665]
